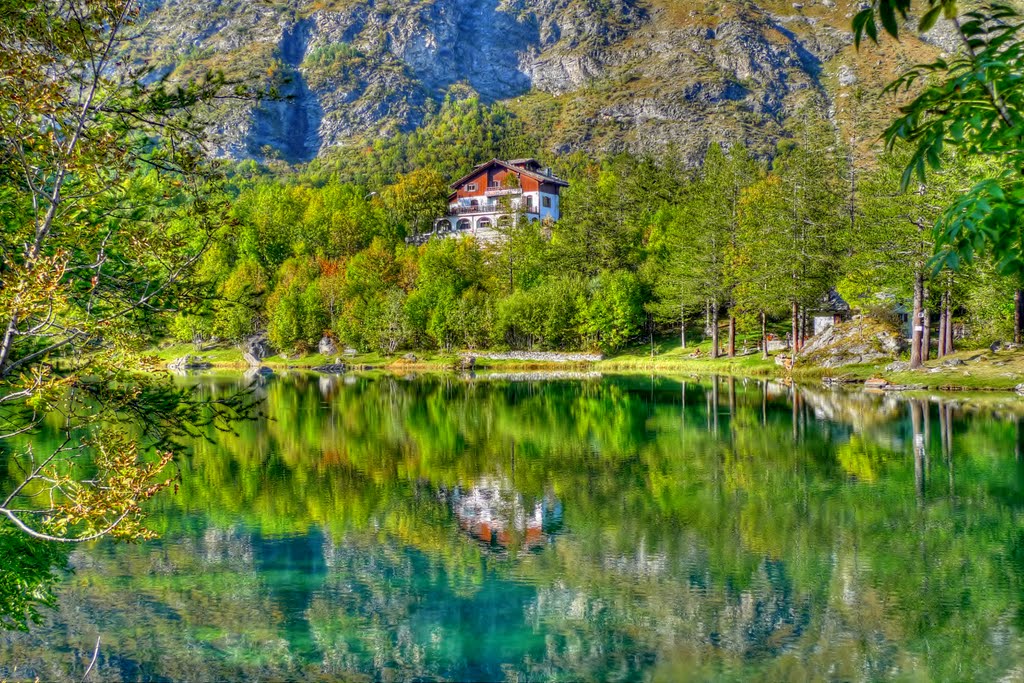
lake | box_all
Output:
[4,372,1024,681]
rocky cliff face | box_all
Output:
[136,0,944,163]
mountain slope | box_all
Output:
[135,0,952,163]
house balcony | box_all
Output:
[484,186,523,198]
[449,202,535,216]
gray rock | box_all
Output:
[242,335,273,362]
[471,351,604,363]
[403,353,418,362]
[837,65,857,86]
[886,360,911,372]
[244,366,274,381]
[318,336,338,356]
[168,355,212,371]
[799,316,906,368]
[942,358,966,367]
[312,363,346,374]
[1015,383,1024,395]
[136,0,864,166]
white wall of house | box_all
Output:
[520,191,540,215]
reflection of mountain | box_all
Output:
[449,477,562,550]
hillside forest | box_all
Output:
[164,96,1017,361]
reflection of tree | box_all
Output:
[0,525,68,632]
[7,376,1024,680]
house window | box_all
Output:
[542,196,552,208]
[526,196,533,210]
[466,183,477,192]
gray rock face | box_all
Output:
[799,316,905,368]
[472,351,604,363]
[138,0,924,162]
[168,355,213,371]
[318,336,339,356]
[241,335,274,365]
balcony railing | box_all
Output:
[449,203,537,216]
[485,186,522,197]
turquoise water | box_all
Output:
[4,373,1024,681]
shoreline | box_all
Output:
[154,343,1024,393]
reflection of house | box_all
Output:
[425,159,569,243]
[450,477,562,550]
[811,289,852,335]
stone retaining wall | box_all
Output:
[466,351,604,363]
[473,371,604,382]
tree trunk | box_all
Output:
[728,316,736,358]
[791,300,799,353]
[1016,289,1023,345]
[761,311,769,360]
[798,305,807,351]
[944,292,954,355]
[710,301,720,359]
[649,313,655,358]
[921,291,931,363]
[937,292,948,360]
[680,313,686,350]
[910,269,925,370]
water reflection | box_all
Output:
[446,477,563,550]
[4,374,1024,681]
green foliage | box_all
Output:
[266,258,330,352]
[0,0,255,559]
[0,526,67,632]
[856,0,1024,277]
[494,277,585,350]
[307,96,538,188]
[579,270,645,352]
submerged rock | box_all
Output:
[313,363,346,374]
[244,366,275,382]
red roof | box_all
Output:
[449,159,570,191]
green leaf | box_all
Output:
[920,4,943,32]
[880,0,900,38]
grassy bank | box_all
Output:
[152,339,1024,392]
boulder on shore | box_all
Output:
[318,336,338,356]
[241,335,273,365]
[168,355,212,371]
[798,316,905,369]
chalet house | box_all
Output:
[811,289,853,335]
[429,159,569,241]
[450,477,563,551]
